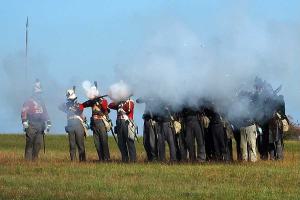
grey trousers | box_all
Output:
[185,116,206,161]
[143,119,158,161]
[116,119,136,162]
[175,132,188,162]
[25,123,44,161]
[92,119,110,161]
[240,125,257,162]
[67,119,86,162]
[157,122,177,162]
[269,139,284,160]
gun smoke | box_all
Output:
[0,3,300,132]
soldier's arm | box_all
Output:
[136,97,145,104]
[123,100,134,114]
[41,102,50,122]
[58,103,67,113]
[108,102,118,110]
[21,101,30,123]
[82,99,93,108]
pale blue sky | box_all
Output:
[0,0,299,132]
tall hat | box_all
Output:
[89,81,99,99]
[66,86,77,100]
[33,79,42,93]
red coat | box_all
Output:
[21,97,49,123]
[82,98,108,115]
[108,99,134,120]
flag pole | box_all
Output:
[25,16,29,84]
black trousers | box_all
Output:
[259,125,269,160]
[92,119,110,161]
[225,139,233,161]
[116,119,136,162]
[268,139,284,160]
[25,122,44,161]
[143,119,158,161]
[174,132,188,162]
[210,123,227,160]
[205,128,214,160]
[67,119,86,162]
[233,129,242,161]
[185,116,206,161]
[157,122,177,162]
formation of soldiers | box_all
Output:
[21,78,289,163]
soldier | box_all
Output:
[59,87,86,162]
[268,112,284,160]
[173,111,188,162]
[82,82,110,161]
[155,104,177,163]
[206,105,227,161]
[240,122,258,162]
[266,96,287,160]
[202,108,214,161]
[232,122,243,161]
[109,97,137,162]
[182,106,206,162]
[223,119,234,161]
[21,79,51,161]
[136,97,158,162]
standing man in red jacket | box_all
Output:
[82,82,111,161]
[109,97,136,162]
[21,80,51,161]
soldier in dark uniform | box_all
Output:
[109,98,136,162]
[232,122,243,161]
[155,104,177,162]
[136,97,158,161]
[21,80,51,161]
[82,83,110,161]
[182,106,206,162]
[59,87,86,162]
[268,112,284,160]
[206,105,227,161]
[267,95,287,160]
[173,111,188,162]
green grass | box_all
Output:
[0,134,300,200]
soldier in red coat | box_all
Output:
[21,80,51,161]
[108,98,136,162]
[82,83,111,161]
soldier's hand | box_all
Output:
[45,120,52,133]
[22,121,29,131]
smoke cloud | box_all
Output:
[82,80,99,100]
[108,80,133,103]
[116,13,300,122]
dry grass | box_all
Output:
[0,134,299,200]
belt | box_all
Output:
[117,115,129,120]
[68,115,82,122]
[92,115,106,120]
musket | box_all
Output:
[110,125,118,146]
[165,107,177,135]
[82,94,109,106]
[273,85,282,95]
[148,109,158,141]
[43,133,46,154]
[166,107,182,160]
[135,126,140,143]
[148,108,159,156]
[106,115,118,146]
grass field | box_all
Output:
[0,134,299,200]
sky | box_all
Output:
[0,0,299,133]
